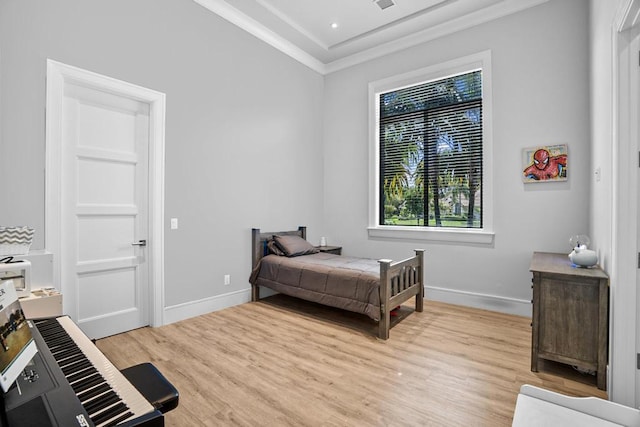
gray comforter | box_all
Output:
[250,253,382,321]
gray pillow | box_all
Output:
[273,234,319,257]
[267,240,285,256]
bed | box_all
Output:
[249,226,424,339]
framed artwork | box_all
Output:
[522,144,568,183]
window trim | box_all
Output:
[368,51,494,244]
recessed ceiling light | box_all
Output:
[330,22,339,29]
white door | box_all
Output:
[63,84,150,339]
[45,60,166,340]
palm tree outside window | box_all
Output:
[379,70,483,228]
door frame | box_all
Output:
[613,0,640,407]
[45,59,166,328]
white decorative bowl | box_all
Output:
[568,248,598,267]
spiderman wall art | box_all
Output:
[522,144,568,183]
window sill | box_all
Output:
[367,226,495,245]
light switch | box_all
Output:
[170,218,178,229]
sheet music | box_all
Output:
[0,280,37,392]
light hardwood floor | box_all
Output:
[96,295,607,426]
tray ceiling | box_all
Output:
[193,0,549,74]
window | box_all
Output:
[369,52,493,244]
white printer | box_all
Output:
[0,259,31,298]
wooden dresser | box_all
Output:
[529,252,609,390]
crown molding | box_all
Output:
[193,0,327,74]
[193,0,550,75]
[325,0,549,73]
[617,0,640,32]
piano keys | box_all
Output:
[3,316,164,427]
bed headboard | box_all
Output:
[251,226,307,269]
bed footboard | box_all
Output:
[378,249,425,340]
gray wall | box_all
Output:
[322,0,590,311]
[0,0,325,307]
[0,0,592,316]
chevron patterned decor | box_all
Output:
[0,226,34,255]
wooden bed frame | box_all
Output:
[251,226,424,339]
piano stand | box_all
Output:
[120,363,179,414]
[5,396,54,427]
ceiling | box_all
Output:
[193,0,549,74]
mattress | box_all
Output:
[250,253,381,321]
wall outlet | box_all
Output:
[170,218,179,229]
[224,274,230,285]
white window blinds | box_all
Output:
[379,70,483,228]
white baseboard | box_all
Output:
[425,285,532,318]
[163,288,251,325]
[161,286,532,326]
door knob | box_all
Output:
[132,239,147,247]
